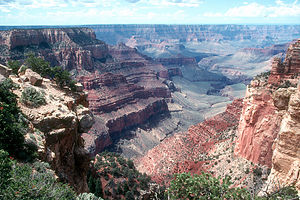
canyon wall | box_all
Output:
[235,39,300,192]
[265,82,300,192]
[89,25,300,45]
[136,99,243,184]
[0,28,172,156]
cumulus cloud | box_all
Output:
[204,0,300,18]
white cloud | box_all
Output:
[204,1,300,18]
[140,0,203,7]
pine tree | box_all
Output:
[94,178,103,197]
[88,175,95,193]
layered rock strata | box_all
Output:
[235,39,300,192]
[235,39,300,167]
[268,39,300,85]
[0,28,172,156]
[265,84,300,192]
[0,28,109,71]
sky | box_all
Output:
[0,0,300,25]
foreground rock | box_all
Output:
[10,72,94,193]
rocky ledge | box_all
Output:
[6,67,94,193]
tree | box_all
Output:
[94,178,103,198]
[25,53,52,77]
[125,191,134,200]
[0,79,25,157]
[88,175,96,193]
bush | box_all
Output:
[25,53,52,77]
[25,54,77,91]
[0,160,76,200]
[0,79,26,157]
[7,60,21,74]
[0,150,13,191]
[21,87,46,107]
[76,193,104,200]
[167,172,250,200]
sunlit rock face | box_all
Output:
[9,71,93,193]
[234,39,300,193]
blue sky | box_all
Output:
[0,0,300,25]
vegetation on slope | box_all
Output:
[0,79,78,199]
[167,172,299,200]
[7,53,76,91]
[88,151,165,200]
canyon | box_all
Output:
[0,25,300,196]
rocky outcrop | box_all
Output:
[79,72,169,154]
[268,39,300,85]
[0,28,109,71]
[136,99,243,185]
[234,78,282,167]
[235,39,300,193]
[235,39,300,168]
[264,84,300,192]
[9,70,94,193]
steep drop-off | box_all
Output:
[136,99,243,185]
[4,67,94,193]
[235,39,300,193]
[0,28,173,156]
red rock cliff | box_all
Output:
[235,39,300,168]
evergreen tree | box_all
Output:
[88,175,96,193]
[94,178,103,198]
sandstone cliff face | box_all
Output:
[234,78,282,167]
[136,99,243,185]
[9,70,94,193]
[260,83,300,194]
[235,39,300,193]
[235,39,300,168]
[268,39,300,85]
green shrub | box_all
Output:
[76,193,104,200]
[0,150,13,191]
[25,53,52,77]
[167,172,250,200]
[7,60,21,75]
[25,54,77,91]
[21,87,46,107]
[253,167,263,177]
[0,160,76,200]
[0,79,26,157]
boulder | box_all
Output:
[24,69,43,86]
[0,64,12,77]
